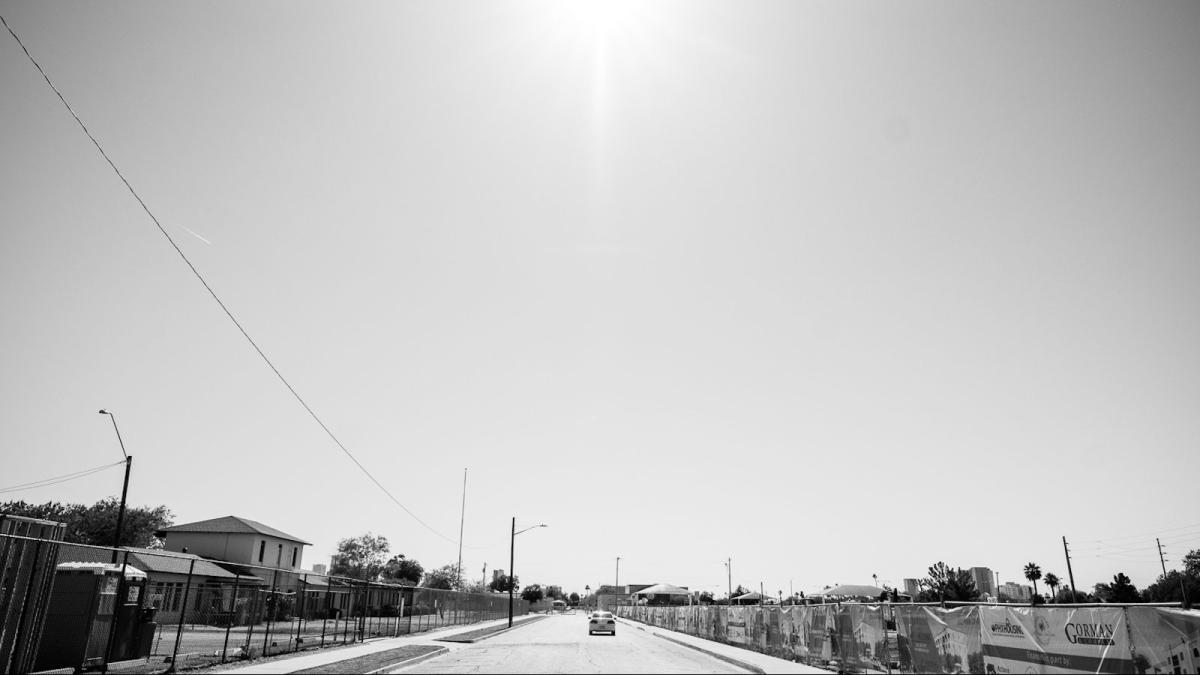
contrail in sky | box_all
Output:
[176,224,211,245]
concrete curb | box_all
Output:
[649,632,766,674]
[366,645,448,673]
[435,615,546,644]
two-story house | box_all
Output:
[155,515,311,574]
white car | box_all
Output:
[588,611,616,635]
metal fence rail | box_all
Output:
[0,533,528,674]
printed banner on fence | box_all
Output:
[1124,606,1200,675]
[727,606,749,645]
[894,605,982,674]
[978,606,1134,674]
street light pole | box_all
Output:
[99,410,131,564]
[509,517,515,627]
[726,557,732,605]
[508,518,547,628]
[615,557,621,609]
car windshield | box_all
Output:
[593,612,613,618]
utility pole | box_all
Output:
[456,468,467,590]
[727,557,732,605]
[1158,538,1189,606]
[99,410,131,565]
[1062,536,1078,603]
[482,562,487,589]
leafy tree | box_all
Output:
[1043,573,1060,602]
[568,592,580,605]
[699,591,714,605]
[521,583,544,603]
[422,564,459,590]
[1,498,174,549]
[1023,563,1042,599]
[1183,549,1200,577]
[1056,587,1092,603]
[545,585,563,600]
[1110,573,1140,603]
[489,574,518,593]
[1094,573,1140,604]
[330,533,389,580]
[461,579,488,594]
[1141,570,1200,604]
[919,562,980,602]
[381,554,423,586]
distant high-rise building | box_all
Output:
[312,563,327,575]
[903,578,920,596]
[969,567,995,596]
[1000,582,1032,602]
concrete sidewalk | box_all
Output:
[616,618,827,674]
[212,615,542,674]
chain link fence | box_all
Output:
[0,532,527,674]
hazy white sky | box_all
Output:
[2,1,1198,600]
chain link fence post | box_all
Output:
[262,569,278,658]
[100,549,130,673]
[220,573,240,663]
[166,558,196,673]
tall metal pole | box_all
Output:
[508,517,515,628]
[99,410,131,564]
[456,468,467,590]
[727,557,732,605]
[615,557,620,608]
[1062,536,1078,603]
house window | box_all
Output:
[276,543,282,566]
[159,582,184,612]
[258,540,266,563]
[291,547,297,567]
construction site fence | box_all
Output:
[0,533,529,674]
[616,601,1200,674]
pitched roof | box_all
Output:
[156,516,311,545]
[56,547,259,582]
[633,583,691,596]
[813,584,886,598]
[123,547,260,581]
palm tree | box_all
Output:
[1024,562,1043,599]
[1043,573,1060,602]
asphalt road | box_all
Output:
[389,614,748,674]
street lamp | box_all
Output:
[724,558,732,605]
[509,518,547,627]
[615,556,621,608]
[585,585,590,610]
[98,410,132,564]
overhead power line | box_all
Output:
[0,460,124,494]
[1,14,467,548]
[1074,521,1200,545]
